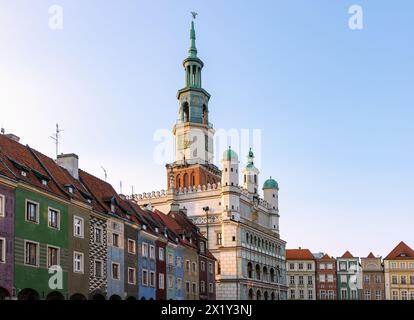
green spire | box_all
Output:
[188,20,198,58]
[247,148,254,168]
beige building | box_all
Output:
[286,248,316,300]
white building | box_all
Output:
[130,17,288,300]
[286,248,316,300]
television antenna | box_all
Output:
[50,123,63,157]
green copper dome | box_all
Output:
[263,177,279,190]
[223,147,238,161]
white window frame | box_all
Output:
[149,245,155,260]
[73,216,84,238]
[142,269,148,286]
[25,199,39,224]
[192,261,197,273]
[150,271,156,287]
[128,239,136,254]
[112,262,120,280]
[112,232,120,247]
[142,242,148,257]
[185,281,190,293]
[200,280,205,293]
[177,278,182,290]
[73,251,84,274]
[47,207,60,230]
[159,247,164,261]
[209,282,214,294]
[128,267,136,285]
[94,259,104,278]
[192,282,197,294]
[46,245,60,268]
[0,237,6,263]
[159,273,165,289]
[24,240,39,267]
[168,275,174,288]
[201,261,205,272]
[0,194,5,217]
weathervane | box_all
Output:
[191,11,198,20]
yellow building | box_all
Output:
[384,241,414,300]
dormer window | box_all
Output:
[142,225,147,231]
[87,199,92,204]
[110,203,116,213]
[200,241,205,253]
[155,227,159,233]
[42,179,48,186]
[21,171,27,177]
[67,186,74,194]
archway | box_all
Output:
[90,291,106,300]
[140,296,147,300]
[256,290,262,300]
[18,288,40,300]
[271,292,275,300]
[46,291,65,300]
[263,266,268,282]
[248,288,254,300]
[126,296,137,301]
[182,102,189,122]
[270,268,275,282]
[0,287,10,300]
[255,264,261,280]
[247,262,253,278]
[109,294,122,301]
[264,291,268,300]
[70,293,87,300]
[183,173,189,188]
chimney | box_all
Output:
[56,153,79,179]
[170,203,180,213]
[5,133,20,142]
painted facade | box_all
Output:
[106,217,125,300]
[124,221,139,300]
[336,251,362,300]
[286,249,316,300]
[315,254,337,300]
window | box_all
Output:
[375,290,382,300]
[289,263,295,270]
[142,269,148,286]
[168,253,174,265]
[391,262,397,269]
[208,262,213,274]
[150,271,155,287]
[94,260,103,278]
[299,289,304,299]
[328,291,334,300]
[192,282,197,294]
[74,216,84,237]
[128,239,136,254]
[290,290,295,299]
[185,281,190,294]
[320,290,326,300]
[410,276,414,285]
[327,274,334,283]
[410,263,414,270]
[0,194,5,217]
[319,263,325,270]
[112,233,120,247]
[392,275,398,284]
[400,262,406,269]
[159,247,165,261]
[149,245,155,259]
[192,262,197,273]
[375,275,381,283]
[364,275,370,284]
[168,275,174,289]
[73,252,84,273]
[177,278,182,290]
[25,241,39,266]
[327,263,333,270]
[159,273,165,289]
[299,276,304,285]
[364,290,371,300]
[25,200,39,223]
[176,256,182,268]
[340,262,347,270]
[351,290,357,300]
[94,227,103,244]
[216,233,222,245]
[200,241,205,253]
[401,290,408,300]
[200,280,205,293]
[307,276,313,285]
[201,261,205,272]
[142,243,148,257]
[341,275,347,283]
[319,274,325,282]
[308,289,313,300]
[209,283,214,293]
[410,291,414,301]
[47,246,60,268]
[307,263,312,270]
[186,260,190,272]
[298,263,303,270]
[48,208,60,229]
[392,290,398,300]
[341,289,347,300]
[290,276,295,285]
[0,237,6,263]
[112,263,120,280]
[128,268,136,284]
[401,275,407,284]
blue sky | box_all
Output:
[1,0,413,257]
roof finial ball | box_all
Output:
[191,11,198,20]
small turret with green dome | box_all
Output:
[263,177,279,190]
[223,146,238,161]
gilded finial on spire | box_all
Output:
[188,12,198,58]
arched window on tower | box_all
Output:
[183,173,189,188]
[247,262,253,279]
[176,175,181,189]
[191,173,195,186]
[182,102,189,122]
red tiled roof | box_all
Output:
[340,251,354,258]
[384,241,414,260]
[367,252,376,258]
[319,253,335,261]
[286,248,314,260]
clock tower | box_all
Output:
[166,15,221,190]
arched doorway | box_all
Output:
[90,291,106,300]
[46,291,65,300]
[183,173,189,188]
[126,296,137,301]
[248,288,254,300]
[256,290,262,300]
[109,294,122,300]
[18,288,40,300]
[264,291,268,300]
[140,296,146,300]
[0,287,10,300]
[263,266,268,282]
[70,293,87,300]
